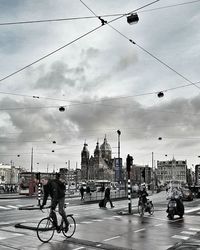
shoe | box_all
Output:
[111,206,115,208]
[56,225,61,233]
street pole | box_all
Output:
[126,154,133,214]
[68,160,70,192]
[152,152,154,194]
[117,130,121,183]
[31,147,33,173]
[37,172,41,206]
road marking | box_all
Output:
[92,219,103,222]
[181,231,197,235]
[189,228,200,231]
[73,247,85,250]
[0,222,10,225]
[185,207,200,213]
[7,205,18,209]
[103,236,120,242]
[154,223,163,227]
[96,244,102,247]
[0,206,10,210]
[81,221,93,224]
[172,235,189,240]
[134,228,146,233]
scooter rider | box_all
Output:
[167,187,184,216]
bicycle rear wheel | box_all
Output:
[62,215,76,238]
[36,217,55,243]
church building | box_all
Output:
[81,136,115,181]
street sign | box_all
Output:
[115,158,122,182]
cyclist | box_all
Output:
[40,174,69,232]
[138,183,148,206]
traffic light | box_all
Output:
[142,168,145,180]
[126,154,133,172]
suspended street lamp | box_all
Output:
[157,91,164,98]
[59,106,65,112]
[127,13,139,25]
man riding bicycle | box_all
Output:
[138,183,148,205]
[40,174,69,232]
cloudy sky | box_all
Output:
[0,0,200,173]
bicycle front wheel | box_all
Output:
[36,217,55,243]
[62,215,76,238]
[138,204,144,216]
[149,203,154,215]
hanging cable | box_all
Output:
[0,0,159,83]
[0,1,198,26]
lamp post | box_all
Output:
[117,130,121,183]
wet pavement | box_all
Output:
[1,191,200,249]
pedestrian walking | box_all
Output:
[104,185,114,208]
[80,185,85,200]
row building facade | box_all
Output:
[156,157,187,185]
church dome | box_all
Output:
[100,136,111,152]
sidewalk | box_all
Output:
[0,193,35,199]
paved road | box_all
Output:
[0,191,200,249]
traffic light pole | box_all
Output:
[126,154,133,214]
[36,172,41,206]
[127,169,132,214]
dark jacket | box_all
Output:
[42,179,66,208]
[105,187,111,199]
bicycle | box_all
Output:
[36,205,76,243]
[138,198,154,216]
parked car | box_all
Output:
[181,188,194,201]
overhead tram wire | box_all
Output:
[80,0,200,92]
[0,80,200,106]
[107,21,200,91]
[0,1,199,26]
[0,0,159,83]
[139,0,200,13]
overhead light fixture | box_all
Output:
[59,106,65,112]
[157,92,164,98]
[127,13,139,25]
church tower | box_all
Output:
[81,143,90,180]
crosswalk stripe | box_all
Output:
[81,221,93,224]
[189,228,200,231]
[172,235,189,240]
[0,206,10,210]
[181,231,197,235]
[7,205,18,209]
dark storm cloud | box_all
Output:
[67,94,200,144]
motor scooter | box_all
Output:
[167,196,184,220]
